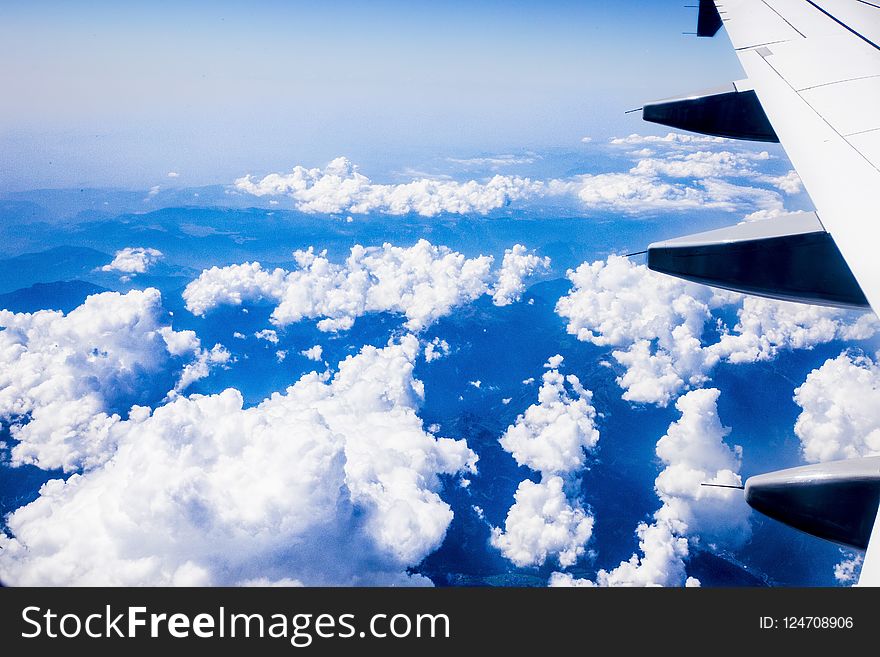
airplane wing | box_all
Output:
[716,0,880,312]
[641,0,880,586]
[711,0,880,590]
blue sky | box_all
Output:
[0,0,745,190]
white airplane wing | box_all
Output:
[714,0,880,589]
[643,0,880,586]
[717,0,880,310]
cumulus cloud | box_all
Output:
[556,255,878,406]
[498,360,599,474]
[793,352,880,463]
[182,262,288,317]
[630,149,771,180]
[556,255,725,405]
[556,388,748,587]
[183,241,548,332]
[545,173,784,216]
[174,344,231,394]
[491,357,600,568]
[0,336,478,586]
[254,329,279,344]
[709,298,879,365]
[547,571,595,587]
[233,139,797,218]
[767,170,803,194]
[491,245,550,306]
[234,157,543,217]
[628,149,798,197]
[490,476,594,568]
[301,345,323,362]
[424,338,450,363]
[610,132,730,147]
[602,133,796,218]
[595,521,691,587]
[0,289,227,472]
[742,207,810,223]
[100,247,164,275]
[652,389,749,542]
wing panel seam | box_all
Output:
[757,51,880,174]
[797,73,880,92]
[844,126,880,137]
[735,39,795,51]
[761,0,807,38]
[805,0,880,52]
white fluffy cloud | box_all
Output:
[556,256,878,406]
[709,298,879,365]
[0,289,227,472]
[597,389,748,587]
[652,389,749,544]
[610,132,730,147]
[491,357,600,568]
[499,363,599,474]
[174,344,231,394]
[100,247,164,275]
[423,337,450,363]
[492,245,550,306]
[234,138,797,218]
[254,329,279,344]
[182,262,288,317]
[301,345,323,362]
[629,150,800,195]
[630,149,770,180]
[490,476,594,568]
[596,521,692,587]
[0,336,478,586]
[556,255,725,405]
[235,157,543,217]
[557,256,725,348]
[553,388,748,587]
[604,133,798,217]
[767,170,803,194]
[793,352,880,463]
[547,571,596,587]
[543,173,784,216]
[183,241,548,332]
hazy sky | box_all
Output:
[0,0,744,190]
